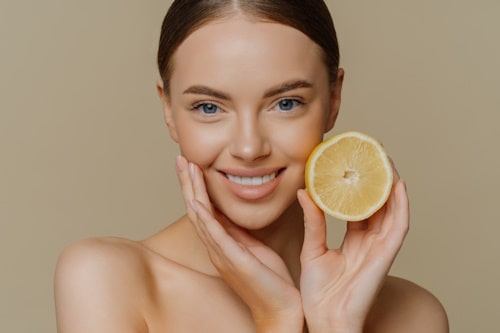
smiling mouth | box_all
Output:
[225,169,283,186]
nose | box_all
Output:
[229,114,271,161]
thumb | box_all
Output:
[297,189,328,262]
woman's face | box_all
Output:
[161,16,342,229]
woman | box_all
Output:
[55,1,448,332]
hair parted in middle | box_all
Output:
[157,0,340,93]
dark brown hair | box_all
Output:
[157,0,340,93]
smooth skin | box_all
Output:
[54,16,449,333]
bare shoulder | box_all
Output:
[55,237,151,289]
[54,237,151,332]
[365,276,449,333]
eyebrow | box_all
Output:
[263,80,313,98]
[183,85,230,100]
[182,79,313,100]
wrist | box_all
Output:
[253,294,305,333]
[305,317,362,333]
[255,312,304,333]
[308,328,361,333]
[308,327,362,333]
[256,322,304,333]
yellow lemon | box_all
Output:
[305,131,393,221]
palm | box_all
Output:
[301,221,394,320]
[216,211,297,287]
[175,157,302,330]
[298,180,409,330]
[191,198,303,330]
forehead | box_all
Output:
[169,16,328,95]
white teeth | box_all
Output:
[226,172,277,185]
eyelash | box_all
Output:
[189,98,305,116]
[273,98,305,112]
[190,102,221,116]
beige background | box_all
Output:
[1,0,498,332]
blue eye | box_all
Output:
[193,103,219,115]
[276,99,302,112]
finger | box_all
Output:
[215,211,295,285]
[191,199,256,271]
[389,180,409,235]
[342,205,384,252]
[187,199,215,250]
[346,219,369,231]
[379,180,409,252]
[362,203,386,233]
[297,189,328,262]
[175,157,214,246]
[182,161,219,248]
[175,155,196,222]
[189,162,213,215]
[388,156,400,184]
[189,199,231,259]
[195,203,298,318]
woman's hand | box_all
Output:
[297,166,409,333]
[175,156,304,333]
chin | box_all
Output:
[215,196,299,231]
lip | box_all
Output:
[217,167,285,201]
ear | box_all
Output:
[157,80,179,142]
[325,68,344,133]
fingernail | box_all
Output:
[189,199,198,212]
[188,162,195,178]
[175,155,183,172]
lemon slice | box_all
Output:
[305,131,393,221]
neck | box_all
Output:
[178,200,306,286]
[247,200,305,286]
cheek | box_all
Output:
[273,115,326,163]
[297,129,324,158]
[176,122,226,167]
